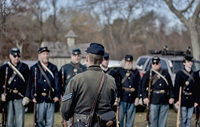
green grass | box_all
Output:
[0,109,197,127]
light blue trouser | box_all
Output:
[119,101,136,127]
[149,104,169,127]
[180,106,194,127]
[37,102,55,127]
[7,99,25,127]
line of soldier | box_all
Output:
[1,43,200,127]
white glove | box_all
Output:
[22,97,30,106]
[1,93,5,102]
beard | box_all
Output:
[123,64,133,70]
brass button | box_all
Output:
[128,77,130,79]
[159,84,162,86]
[129,86,131,88]
[44,80,46,82]
[186,97,188,99]
[187,88,189,90]
[44,89,46,91]
[129,94,131,96]
[14,79,16,82]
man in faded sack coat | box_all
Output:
[61,43,116,127]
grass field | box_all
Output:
[0,109,197,127]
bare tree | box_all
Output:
[163,0,200,59]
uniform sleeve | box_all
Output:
[174,72,182,103]
[30,67,35,100]
[24,65,31,97]
[61,78,76,121]
[54,67,61,98]
[136,69,141,98]
[0,66,4,95]
[166,72,175,99]
[141,71,149,99]
[113,68,122,97]
[194,71,199,103]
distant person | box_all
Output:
[59,48,87,127]
[61,43,116,127]
[174,54,198,127]
[100,52,115,76]
[114,55,141,127]
[30,47,60,127]
[141,56,174,127]
[0,47,31,127]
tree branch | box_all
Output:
[180,0,195,13]
[192,1,200,22]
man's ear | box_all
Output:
[86,55,88,62]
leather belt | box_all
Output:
[152,90,166,94]
[122,87,135,92]
[183,91,192,96]
[41,93,47,96]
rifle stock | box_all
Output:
[1,67,8,127]
[145,69,152,127]
[116,104,119,127]
[176,86,182,127]
[195,106,199,127]
[33,68,37,127]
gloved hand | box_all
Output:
[22,97,30,106]
[1,93,5,102]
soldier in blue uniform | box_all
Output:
[114,55,141,127]
[175,54,198,127]
[30,47,60,127]
[59,48,87,127]
[0,47,31,127]
[100,52,115,76]
[141,56,174,127]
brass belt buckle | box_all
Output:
[13,89,18,94]
[41,93,47,96]
[160,90,165,93]
[106,121,113,126]
[130,88,135,92]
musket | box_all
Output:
[145,69,152,127]
[176,86,182,127]
[116,103,119,127]
[62,67,65,95]
[61,68,66,127]
[33,68,37,127]
[195,105,199,127]
[1,67,8,127]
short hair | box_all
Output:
[87,53,103,65]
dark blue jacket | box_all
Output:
[0,61,30,101]
[175,69,199,107]
[30,61,60,103]
[114,67,141,103]
[142,69,174,105]
[59,62,87,90]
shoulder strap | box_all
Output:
[181,69,195,83]
[87,73,107,126]
[40,61,54,79]
[37,63,54,91]
[121,70,135,84]
[7,62,25,84]
[70,63,83,72]
[152,69,169,86]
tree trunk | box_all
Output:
[189,26,200,59]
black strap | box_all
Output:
[37,63,54,91]
[70,63,83,72]
[87,73,107,126]
[8,62,23,84]
[121,70,135,84]
[181,69,195,82]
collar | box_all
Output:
[10,60,20,67]
[87,65,102,71]
[100,64,109,71]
